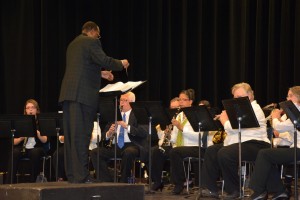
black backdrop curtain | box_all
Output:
[0,0,299,114]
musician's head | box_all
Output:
[82,21,100,39]
[178,89,194,108]
[119,92,135,112]
[24,99,40,115]
[169,97,180,109]
[287,86,300,105]
[231,82,254,102]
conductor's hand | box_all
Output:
[121,59,130,69]
[101,70,114,81]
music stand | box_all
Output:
[279,100,300,199]
[181,106,222,199]
[222,97,259,198]
[98,95,122,182]
[0,114,36,184]
[37,112,63,181]
[130,101,165,193]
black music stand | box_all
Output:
[130,101,165,193]
[279,100,300,199]
[222,97,259,198]
[37,112,63,181]
[98,95,122,182]
[181,106,222,199]
[0,114,36,184]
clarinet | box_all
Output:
[106,105,123,148]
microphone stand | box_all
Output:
[238,117,242,199]
[293,120,298,199]
[146,116,155,194]
[113,96,118,183]
[96,113,100,180]
[195,122,202,200]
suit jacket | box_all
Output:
[59,34,123,109]
[103,111,149,162]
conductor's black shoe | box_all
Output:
[223,190,240,199]
[272,191,289,200]
[201,188,219,198]
[172,184,184,195]
[151,182,164,191]
[83,176,101,184]
[250,191,268,200]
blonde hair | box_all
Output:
[231,82,254,101]
[24,99,40,115]
[289,86,300,103]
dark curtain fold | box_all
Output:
[0,0,299,114]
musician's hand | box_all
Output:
[107,124,115,137]
[101,70,114,81]
[171,119,183,131]
[273,129,280,137]
[271,109,282,120]
[219,110,229,126]
[117,121,128,129]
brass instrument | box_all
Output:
[212,130,227,144]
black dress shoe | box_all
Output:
[250,191,268,200]
[223,190,240,199]
[151,182,164,191]
[201,188,219,198]
[172,184,184,195]
[83,176,101,184]
[272,191,289,200]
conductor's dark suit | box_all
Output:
[90,110,148,183]
[59,34,123,183]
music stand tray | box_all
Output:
[182,106,223,132]
[222,97,259,129]
[279,100,300,128]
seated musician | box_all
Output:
[6,99,48,184]
[90,91,148,183]
[249,86,300,200]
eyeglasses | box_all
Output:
[286,93,294,99]
[26,106,36,110]
[119,99,128,102]
[178,98,190,101]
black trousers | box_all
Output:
[63,101,96,183]
[249,147,300,194]
[151,145,172,183]
[6,146,45,183]
[169,146,205,186]
[201,140,270,194]
[90,143,139,183]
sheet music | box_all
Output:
[99,81,146,93]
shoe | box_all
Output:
[223,190,240,199]
[172,184,184,195]
[201,188,219,198]
[250,191,268,200]
[272,191,289,200]
[183,180,194,188]
[83,176,101,184]
[151,182,164,191]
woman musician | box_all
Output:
[6,99,48,184]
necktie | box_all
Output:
[176,116,188,147]
[118,113,126,148]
